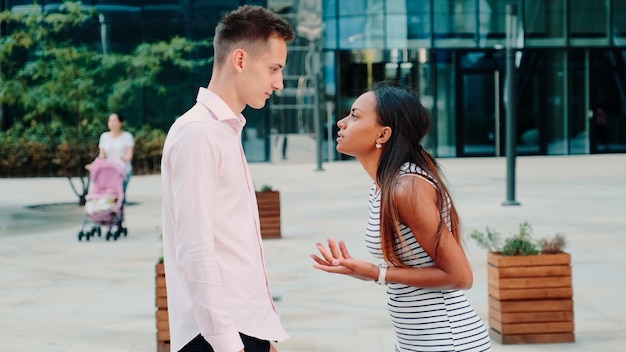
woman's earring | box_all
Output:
[376,143,382,149]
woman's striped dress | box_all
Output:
[365,162,491,352]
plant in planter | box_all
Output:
[470,221,575,345]
[256,184,281,239]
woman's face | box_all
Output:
[107,114,122,132]
[335,91,384,158]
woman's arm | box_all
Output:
[122,146,134,163]
[97,133,107,159]
[97,148,107,159]
[388,175,473,290]
[311,176,473,290]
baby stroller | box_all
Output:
[78,159,128,241]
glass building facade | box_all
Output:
[3,0,626,160]
[323,0,626,157]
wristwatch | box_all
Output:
[376,262,389,285]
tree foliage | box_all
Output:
[0,1,212,204]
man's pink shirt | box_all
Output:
[161,88,288,352]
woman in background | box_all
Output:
[98,112,134,192]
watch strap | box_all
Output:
[376,263,388,285]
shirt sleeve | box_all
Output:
[98,132,106,149]
[125,132,135,147]
[167,122,244,352]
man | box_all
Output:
[161,5,294,352]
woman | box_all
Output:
[98,112,134,191]
[311,83,491,352]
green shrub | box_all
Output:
[132,125,166,175]
[0,122,166,177]
[469,221,566,256]
[257,184,275,192]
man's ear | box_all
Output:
[231,49,246,72]
[378,126,392,144]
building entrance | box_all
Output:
[457,69,504,156]
[456,51,508,157]
[570,49,626,154]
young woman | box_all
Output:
[311,83,492,352]
[97,112,134,191]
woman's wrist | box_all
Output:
[375,263,389,285]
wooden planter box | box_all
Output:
[256,191,281,239]
[487,252,575,344]
[155,263,170,352]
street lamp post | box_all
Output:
[503,4,520,206]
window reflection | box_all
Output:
[615,1,626,45]
[433,0,477,43]
[407,0,430,40]
[525,0,564,39]
[569,0,607,38]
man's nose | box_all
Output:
[273,74,284,91]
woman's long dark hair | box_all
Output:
[372,83,462,267]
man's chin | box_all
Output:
[247,101,267,110]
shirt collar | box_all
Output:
[196,87,246,132]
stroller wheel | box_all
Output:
[78,231,84,241]
[123,227,128,237]
[106,231,112,241]
[96,227,102,237]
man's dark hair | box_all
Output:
[213,5,295,65]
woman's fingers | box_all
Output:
[315,239,345,262]
[312,259,349,274]
[315,242,335,263]
[338,240,352,259]
[327,238,343,259]
[312,240,356,274]
[311,254,331,266]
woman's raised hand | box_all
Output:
[311,238,378,282]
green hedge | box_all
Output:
[0,123,165,178]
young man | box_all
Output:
[161,6,295,352]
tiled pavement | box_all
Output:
[1,154,625,351]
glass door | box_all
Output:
[595,50,626,153]
[458,50,548,157]
[570,49,626,154]
[459,71,503,156]
[457,51,505,156]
